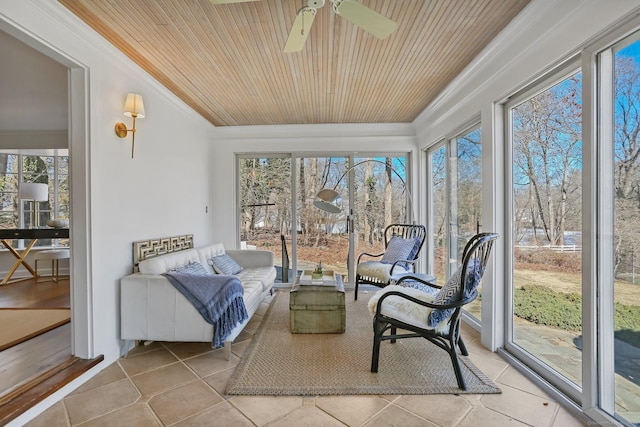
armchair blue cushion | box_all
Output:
[427,258,483,327]
[380,236,420,269]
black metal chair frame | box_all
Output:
[370,232,498,390]
[354,223,426,300]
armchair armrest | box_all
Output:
[226,249,274,269]
[357,251,384,264]
[389,259,418,275]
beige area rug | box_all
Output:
[0,308,70,351]
[226,291,501,396]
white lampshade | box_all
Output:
[313,188,342,214]
[123,93,145,118]
[19,183,49,202]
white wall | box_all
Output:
[0,29,68,133]
[209,123,419,246]
[0,0,215,369]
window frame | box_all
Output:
[582,18,640,425]
[0,151,69,248]
[503,57,584,404]
[425,120,483,327]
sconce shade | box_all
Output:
[123,93,145,118]
[19,183,49,202]
[116,93,146,158]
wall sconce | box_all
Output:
[114,93,145,158]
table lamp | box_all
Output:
[19,183,49,228]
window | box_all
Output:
[0,151,69,246]
[500,21,640,425]
[427,124,482,319]
[238,153,411,285]
[506,64,584,398]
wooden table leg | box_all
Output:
[1,238,38,285]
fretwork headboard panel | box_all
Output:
[132,234,194,271]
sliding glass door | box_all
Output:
[238,153,410,285]
[500,26,640,425]
[295,156,351,280]
[299,155,411,284]
[506,65,584,396]
[238,156,292,282]
[600,34,640,425]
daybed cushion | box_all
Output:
[236,267,276,292]
[138,248,200,275]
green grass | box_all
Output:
[515,285,640,348]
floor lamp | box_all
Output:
[19,183,49,228]
[313,159,416,284]
[313,159,416,223]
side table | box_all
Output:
[289,272,345,334]
[0,228,70,285]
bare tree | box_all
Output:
[613,56,640,277]
[512,73,582,246]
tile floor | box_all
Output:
[26,291,588,426]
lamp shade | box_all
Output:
[19,183,49,202]
[123,93,145,118]
[313,188,342,214]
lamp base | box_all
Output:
[115,122,128,138]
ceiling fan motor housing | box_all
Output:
[308,0,325,9]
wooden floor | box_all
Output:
[0,277,93,425]
[0,276,70,309]
[0,277,71,392]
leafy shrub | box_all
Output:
[515,285,640,340]
[514,285,582,331]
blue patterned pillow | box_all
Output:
[427,258,483,328]
[209,254,243,275]
[406,238,422,263]
[169,261,210,275]
[380,237,419,268]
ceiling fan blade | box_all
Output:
[209,0,261,4]
[284,8,317,53]
[334,0,397,40]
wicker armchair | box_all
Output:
[354,223,426,300]
[369,232,498,390]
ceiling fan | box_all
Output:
[210,0,398,53]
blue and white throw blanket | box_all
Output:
[162,272,248,347]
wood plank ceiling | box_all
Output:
[59,0,529,127]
